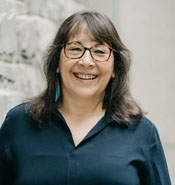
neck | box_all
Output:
[58,94,105,118]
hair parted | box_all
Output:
[26,10,143,126]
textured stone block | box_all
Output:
[24,0,85,22]
[0,60,45,125]
[0,14,57,64]
[0,61,45,94]
[0,92,22,126]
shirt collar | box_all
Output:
[105,111,129,128]
[52,107,129,128]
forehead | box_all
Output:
[68,25,104,45]
[68,33,96,45]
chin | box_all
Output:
[74,89,103,99]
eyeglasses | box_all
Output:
[64,42,117,62]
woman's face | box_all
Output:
[57,28,115,101]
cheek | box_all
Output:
[98,65,114,85]
[104,57,115,77]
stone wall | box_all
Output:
[0,0,84,124]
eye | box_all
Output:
[94,49,105,54]
[71,47,82,51]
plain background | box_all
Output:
[76,0,175,183]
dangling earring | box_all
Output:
[55,74,60,103]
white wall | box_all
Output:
[119,1,175,182]
[77,0,175,183]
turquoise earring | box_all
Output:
[55,74,60,103]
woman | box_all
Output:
[0,11,171,185]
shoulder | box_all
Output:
[130,116,159,146]
[135,116,156,132]
[1,102,32,131]
[6,102,28,118]
[1,103,40,147]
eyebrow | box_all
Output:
[68,41,107,47]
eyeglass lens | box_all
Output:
[65,42,111,61]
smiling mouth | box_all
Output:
[73,73,98,80]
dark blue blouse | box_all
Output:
[0,103,171,185]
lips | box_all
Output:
[73,73,98,80]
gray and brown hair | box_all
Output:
[26,10,143,125]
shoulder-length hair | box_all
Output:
[26,10,143,125]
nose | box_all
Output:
[79,49,95,67]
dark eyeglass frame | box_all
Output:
[64,42,117,62]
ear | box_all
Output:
[112,71,115,78]
[56,67,59,73]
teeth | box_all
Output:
[74,73,97,80]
